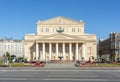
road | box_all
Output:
[0,69,120,82]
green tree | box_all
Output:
[6,52,10,60]
[18,57,24,62]
[3,52,10,60]
[101,56,107,63]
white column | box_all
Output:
[49,43,52,60]
[36,43,39,60]
[56,43,58,60]
[42,43,45,60]
[82,43,86,60]
[62,43,65,60]
[69,43,72,60]
[76,43,78,60]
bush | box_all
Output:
[0,65,9,67]
[18,57,24,62]
[101,57,107,63]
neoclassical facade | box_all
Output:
[24,16,97,61]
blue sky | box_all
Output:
[0,0,120,40]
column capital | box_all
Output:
[75,42,79,44]
[36,42,38,44]
[69,42,72,44]
[82,42,86,45]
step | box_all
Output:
[45,63,75,68]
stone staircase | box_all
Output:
[45,61,75,68]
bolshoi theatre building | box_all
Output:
[24,16,97,61]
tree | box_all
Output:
[10,55,16,61]
[3,52,10,65]
[18,57,24,62]
[6,52,10,60]
[3,52,10,60]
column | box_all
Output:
[62,43,65,60]
[82,43,86,60]
[69,43,72,60]
[76,43,78,60]
[49,43,52,60]
[42,43,45,60]
[56,43,58,60]
[36,43,39,60]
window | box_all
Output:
[40,28,43,32]
[78,28,81,32]
[46,28,49,32]
[8,45,9,49]
[5,45,6,49]
[72,28,75,32]
[53,28,54,32]
[11,45,12,49]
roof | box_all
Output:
[36,16,84,25]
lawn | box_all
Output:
[0,61,2,65]
[97,63,120,67]
[10,63,33,67]
[0,62,33,67]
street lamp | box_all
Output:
[118,41,120,61]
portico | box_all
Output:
[35,42,86,61]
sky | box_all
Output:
[0,0,120,40]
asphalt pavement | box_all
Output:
[0,69,120,82]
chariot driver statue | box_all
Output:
[56,27,64,33]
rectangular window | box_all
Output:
[40,28,43,32]
[78,28,81,32]
[47,28,49,32]
[72,28,73,32]
[8,45,9,49]
[5,45,6,49]
[53,28,54,32]
[46,28,49,32]
[72,28,75,32]
[11,45,12,49]
[46,28,47,32]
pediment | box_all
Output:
[39,33,85,40]
[37,16,83,25]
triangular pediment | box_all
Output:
[37,16,83,25]
[38,33,85,40]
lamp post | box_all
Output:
[118,42,120,61]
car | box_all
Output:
[34,61,45,67]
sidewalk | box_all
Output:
[0,66,120,71]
